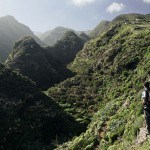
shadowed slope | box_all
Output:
[0,64,84,150]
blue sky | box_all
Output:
[0,0,150,32]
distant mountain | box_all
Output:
[46,31,86,64]
[0,15,44,62]
[0,64,83,150]
[89,20,110,38]
[39,26,90,46]
[39,26,74,46]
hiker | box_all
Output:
[142,81,150,134]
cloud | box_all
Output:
[106,2,126,13]
[69,0,96,6]
[143,0,150,4]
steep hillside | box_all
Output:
[39,26,74,46]
[89,20,110,38]
[0,15,44,62]
[0,64,84,150]
[46,31,86,64]
[5,36,74,89]
[46,14,150,149]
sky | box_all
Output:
[0,0,150,32]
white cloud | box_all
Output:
[106,2,126,13]
[69,0,96,6]
[143,0,150,4]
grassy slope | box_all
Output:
[46,14,150,149]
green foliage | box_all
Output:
[0,64,84,150]
[46,14,150,149]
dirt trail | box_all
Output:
[98,122,108,139]
[135,127,148,144]
[93,121,108,149]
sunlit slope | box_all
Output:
[46,14,150,149]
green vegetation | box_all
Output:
[0,64,84,150]
[45,14,150,149]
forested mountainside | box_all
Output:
[39,26,90,47]
[0,64,85,150]
[5,31,86,89]
[0,15,44,62]
[45,14,150,149]
[5,36,75,89]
